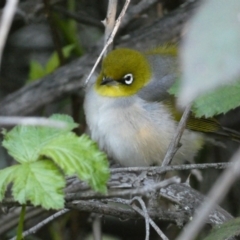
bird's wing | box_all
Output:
[163,98,240,143]
[137,54,177,102]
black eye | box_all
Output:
[123,74,133,85]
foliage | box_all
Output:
[169,80,240,118]
[28,44,75,82]
[204,218,240,240]
[53,0,83,56]
[0,114,109,210]
[177,0,240,112]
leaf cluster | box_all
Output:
[0,114,109,209]
[170,0,240,118]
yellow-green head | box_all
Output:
[95,48,152,97]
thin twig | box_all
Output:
[92,214,102,240]
[0,116,68,128]
[85,0,130,85]
[0,0,19,67]
[103,0,117,55]
[9,209,69,240]
[65,177,180,201]
[91,26,110,226]
[161,103,192,167]
[131,197,150,240]
[130,198,169,240]
[176,148,240,240]
[110,162,231,174]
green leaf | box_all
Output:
[40,133,109,193]
[28,60,45,81]
[169,80,240,118]
[28,45,75,82]
[192,81,240,118]
[0,165,18,200]
[49,114,78,132]
[0,161,65,209]
[203,217,240,240]
[179,0,240,106]
[45,44,75,74]
[2,114,78,163]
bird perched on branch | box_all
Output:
[84,47,240,167]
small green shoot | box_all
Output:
[28,45,75,82]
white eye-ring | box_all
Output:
[123,73,134,85]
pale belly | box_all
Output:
[84,89,203,167]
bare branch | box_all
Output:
[131,197,150,240]
[103,0,118,54]
[162,104,192,167]
[0,0,19,67]
[131,199,169,240]
[92,214,102,240]
[0,178,233,237]
[85,0,131,85]
[110,162,231,174]
[0,116,68,128]
[65,177,180,201]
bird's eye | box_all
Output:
[123,74,133,85]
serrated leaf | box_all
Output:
[2,126,46,163]
[179,0,240,106]
[169,80,240,118]
[2,114,78,163]
[40,133,109,193]
[0,165,18,200]
[49,114,78,132]
[45,44,75,74]
[28,60,45,81]
[0,161,65,209]
[192,81,240,118]
[203,217,240,240]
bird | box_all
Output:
[84,47,240,167]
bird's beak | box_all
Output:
[100,78,117,86]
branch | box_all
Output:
[0,116,67,128]
[161,104,192,167]
[110,162,230,174]
[103,0,117,54]
[0,0,19,67]
[85,0,130,85]
[131,203,168,240]
[0,163,232,236]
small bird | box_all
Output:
[84,47,240,167]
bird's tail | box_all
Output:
[221,127,240,143]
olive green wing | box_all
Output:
[186,115,240,143]
[164,98,240,143]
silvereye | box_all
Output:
[84,47,240,167]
